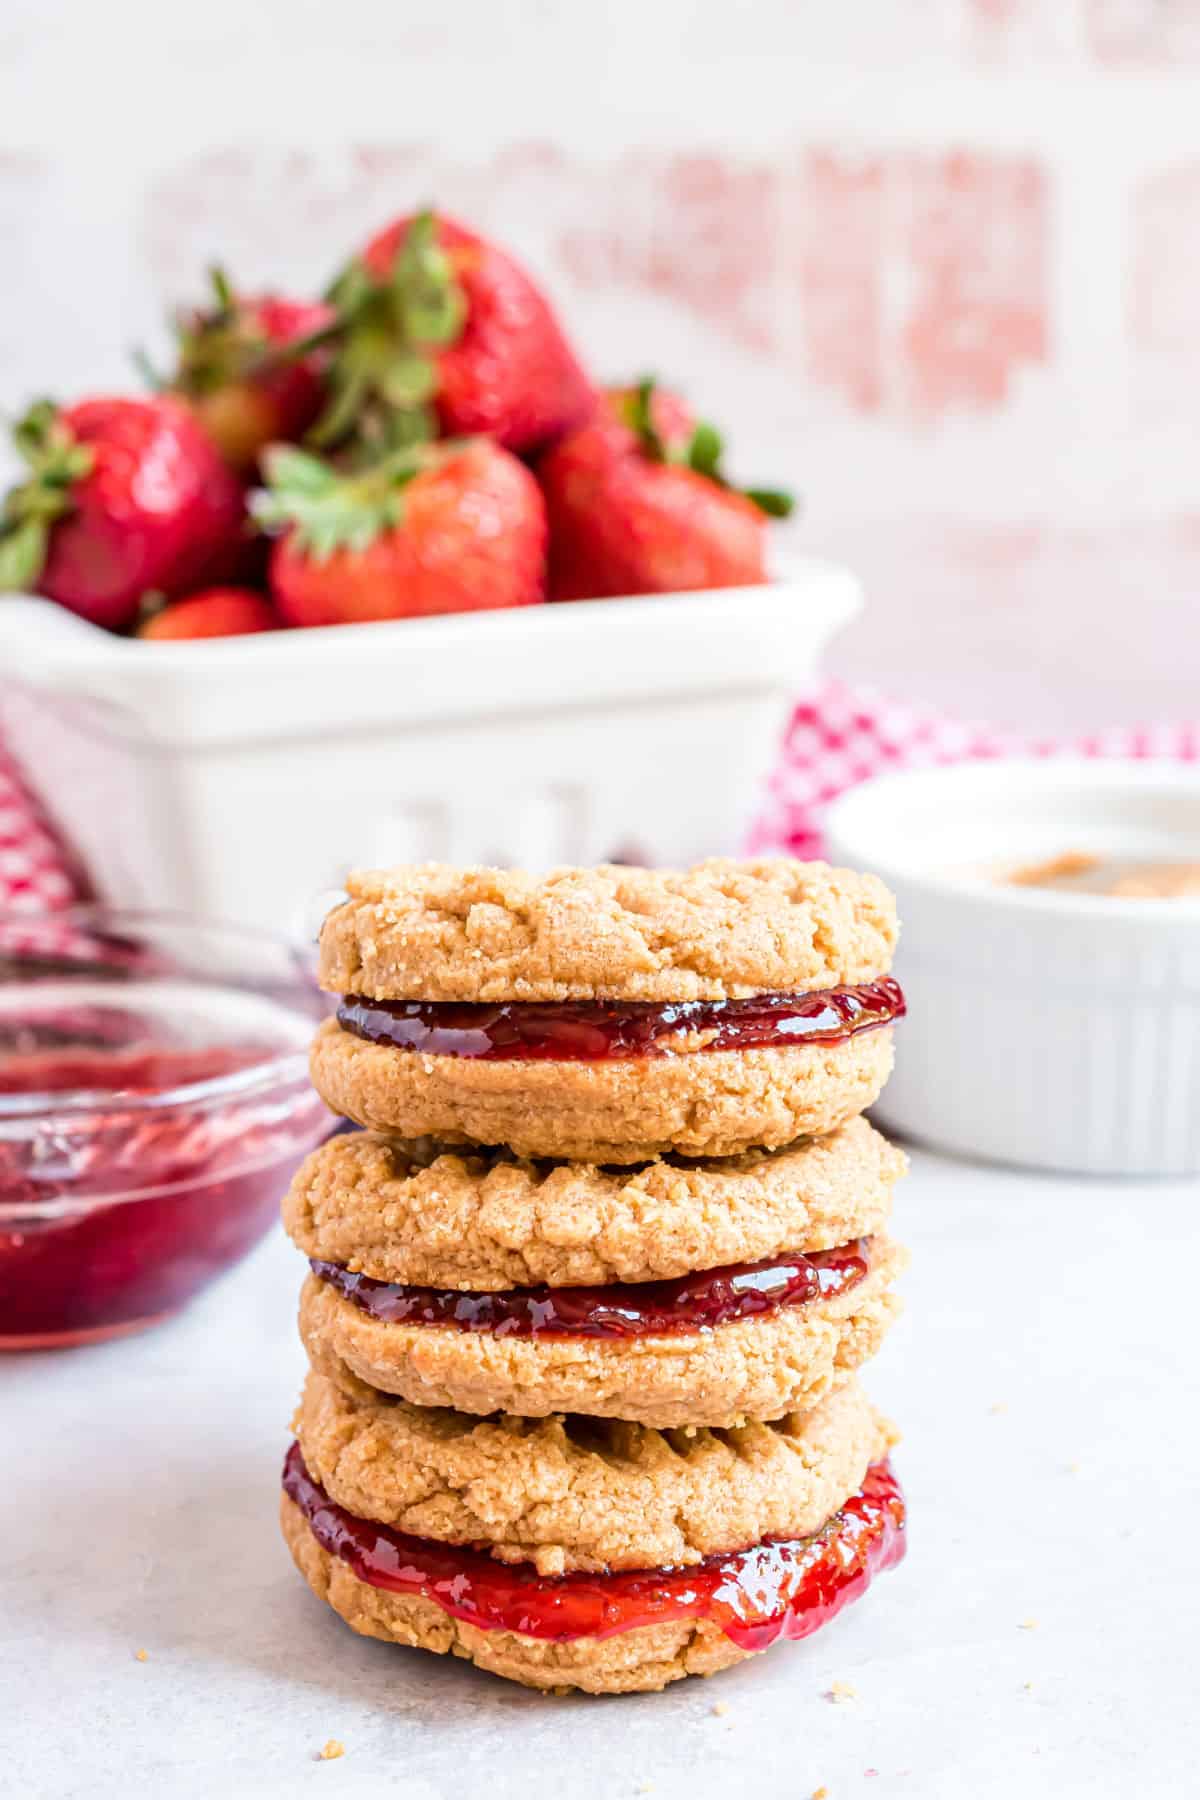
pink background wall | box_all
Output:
[2,0,1198,729]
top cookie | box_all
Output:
[318,858,897,1004]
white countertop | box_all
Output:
[4,1148,1199,1800]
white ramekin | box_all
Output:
[826,758,1200,1176]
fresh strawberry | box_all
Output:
[539,379,794,601]
[254,438,546,627]
[312,211,594,457]
[137,588,280,640]
[168,270,334,473]
[0,395,246,630]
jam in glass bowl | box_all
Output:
[0,910,330,1349]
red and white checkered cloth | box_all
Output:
[3,685,1199,910]
[752,682,1200,858]
[0,745,85,912]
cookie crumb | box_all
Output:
[827,1680,857,1704]
[318,1740,345,1762]
[711,1701,729,1718]
[1018,1618,1038,1631]
[134,1648,148,1663]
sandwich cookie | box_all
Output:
[310,859,903,1162]
[288,1115,906,1427]
[281,1375,904,1694]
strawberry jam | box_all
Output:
[336,976,905,1061]
[0,995,329,1349]
[0,1041,262,1096]
[310,1239,870,1339]
[282,1443,906,1649]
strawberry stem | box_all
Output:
[0,400,94,592]
[307,209,467,454]
[208,265,236,319]
[742,488,795,519]
[623,376,795,518]
[251,441,434,560]
[619,377,665,459]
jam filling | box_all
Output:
[336,977,905,1062]
[310,1239,870,1339]
[282,1443,906,1650]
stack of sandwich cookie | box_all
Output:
[281,859,909,1694]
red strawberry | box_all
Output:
[137,588,280,640]
[312,210,594,457]
[539,380,794,602]
[254,438,546,627]
[169,271,334,473]
[0,395,246,630]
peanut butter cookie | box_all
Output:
[293,1370,893,1575]
[282,1115,906,1289]
[309,1021,896,1162]
[319,859,898,1004]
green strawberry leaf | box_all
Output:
[208,265,236,319]
[623,376,666,460]
[743,487,795,519]
[252,444,430,560]
[325,258,373,313]
[370,405,436,457]
[0,516,48,592]
[392,209,467,346]
[257,316,340,371]
[378,353,438,409]
[12,399,61,465]
[619,377,797,518]
[686,420,724,480]
[1,401,89,582]
[261,445,341,496]
[306,367,370,450]
[312,210,468,454]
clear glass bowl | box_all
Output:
[0,909,331,1349]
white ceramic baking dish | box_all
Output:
[0,557,858,936]
[826,758,1200,1177]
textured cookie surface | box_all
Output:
[309,1020,895,1163]
[294,1370,893,1574]
[281,1494,746,1692]
[318,859,897,1003]
[299,1235,906,1428]
[283,1115,905,1288]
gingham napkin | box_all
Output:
[750,683,1200,859]
[0,745,82,912]
[3,684,1199,911]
